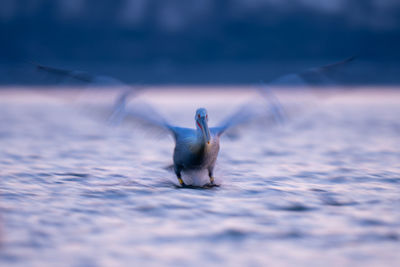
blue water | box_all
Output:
[0,88,399,266]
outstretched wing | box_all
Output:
[211,57,357,137]
[256,56,357,122]
[211,100,268,137]
[31,62,146,122]
[108,90,183,139]
[257,82,288,125]
[32,63,186,139]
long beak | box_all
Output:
[200,118,211,144]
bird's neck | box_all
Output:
[196,128,210,146]
[196,130,205,145]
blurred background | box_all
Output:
[1,2,400,267]
[1,0,400,85]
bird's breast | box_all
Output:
[175,137,219,169]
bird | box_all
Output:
[110,92,266,187]
[171,107,219,186]
[32,57,355,187]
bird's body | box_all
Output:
[108,94,271,186]
[169,108,221,186]
[172,127,220,184]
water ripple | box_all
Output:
[1,90,400,266]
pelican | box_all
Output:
[111,93,265,187]
[171,107,219,186]
[32,58,355,186]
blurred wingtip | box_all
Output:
[339,55,358,65]
[347,55,357,62]
[27,60,43,70]
[108,88,136,126]
[257,81,288,125]
[320,55,357,70]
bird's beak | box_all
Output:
[200,118,211,144]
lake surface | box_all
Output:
[0,87,399,266]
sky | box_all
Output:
[2,0,400,30]
[1,0,399,84]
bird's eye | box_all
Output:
[198,114,201,119]
[206,115,208,119]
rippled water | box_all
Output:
[1,88,399,266]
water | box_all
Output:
[0,87,399,266]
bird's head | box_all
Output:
[195,108,210,144]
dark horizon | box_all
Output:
[1,0,399,85]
